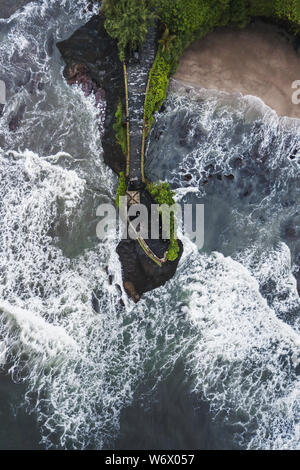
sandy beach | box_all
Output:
[174,21,300,119]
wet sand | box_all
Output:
[174,21,300,118]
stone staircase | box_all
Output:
[126,25,157,181]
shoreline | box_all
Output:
[174,21,300,120]
[169,78,300,133]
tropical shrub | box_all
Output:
[113,99,127,155]
[229,0,250,27]
[149,0,229,35]
[158,26,177,53]
[167,236,180,261]
[146,181,176,206]
[248,0,274,17]
[146,181,180,261]
[116,171,127,208]
[275,0,300,30]
[144,53,171,131]
[102,0,155,61]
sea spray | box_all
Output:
[0,0,299,450]
[146,84,300,449]
[177,252,300,449]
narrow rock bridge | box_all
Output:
[121,26,170,268]
[124,26,157,183]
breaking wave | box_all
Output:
[146,82,300,449]
[0,1,299,450]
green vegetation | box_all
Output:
[105,0,300,262]
[247,0,274,17]
[144,53,171,132]
[158,26,176,53]
[102,0,155,61]
[167,236,180,262]
[274,0,300,31]
[144,0,229,130]
[146,181,176,206]
[113,99,127,155]
[116,171,127,208]
[144,0,300,131]
[146,181,180,261]
[103,1,300,130]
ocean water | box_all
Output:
[0,0,299,450]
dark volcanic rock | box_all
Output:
[117,188,183,302]
[295,269,300,296]
[117,239,183,302]
[285,226,297,240]
[8,104,25,131]
[57,16,184,302]
[57,15,125,174]
[63,63,106,136]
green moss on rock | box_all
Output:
[116,171,127,208]
[146,181,180,261]
[113,99,127,156]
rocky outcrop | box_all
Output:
[8,104,25,132]
[117,188,183,302]
[65,63,106,136]
[117,239,183,302]
[57,15,183,302]
[57,15,126,175]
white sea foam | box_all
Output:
[0,0,299,451]
[146,86,300,449]
[172,251,300,450]
[0,300,78,358]
[0,3,180,450]
[0,146,145,449]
